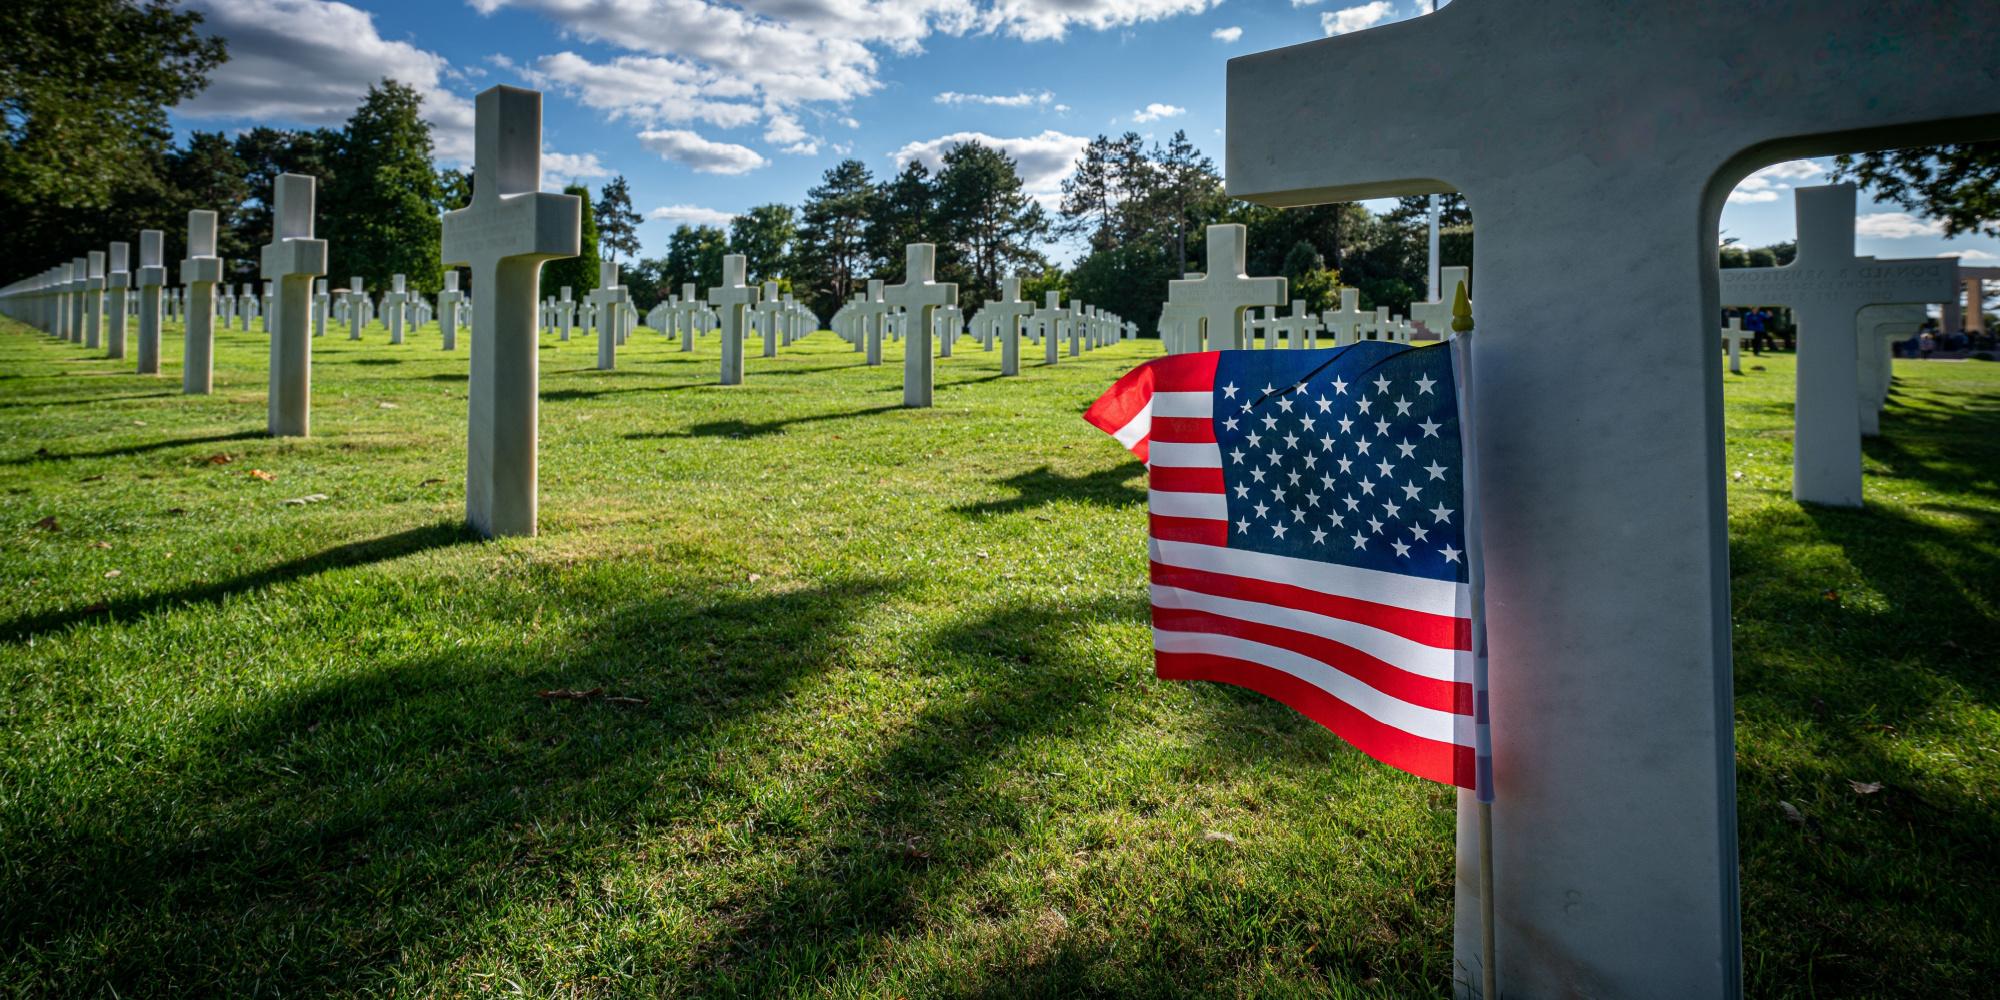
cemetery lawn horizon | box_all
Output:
[0,319,1994,997]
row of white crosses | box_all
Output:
[1161,223,1467,353]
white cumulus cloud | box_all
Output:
[1939,248,1999,262]
[890,129,1088,196]
[514,52,761,129]
[1132,102,1186,123]
[936,90,1059,108]
[1321,1,1396,36]
[471,0,1215,159]
[178,0,477,162]
[1211,25,1242,42]
[1726,159,1824,205]
[541,150,612,185]
[638,129,770,174]
[648,204,739,226]
[1856,212,1945,239]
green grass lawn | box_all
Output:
[0,317,1993,997]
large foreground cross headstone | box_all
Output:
[260,173,328,437]
[1719,184,1955,506]
[884,244,957,408]
[441,85,582,539]
[1227,2,2000,995]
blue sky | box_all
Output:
[168,0,1998,271]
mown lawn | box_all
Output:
[0,317,1992,997]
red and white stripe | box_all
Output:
[1086,354,1477,788]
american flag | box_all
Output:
[1086,342,1487,791]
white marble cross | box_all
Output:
[1227,2,2000,992]
[1719,183,1955,506]
[1719,317,1747,376]
[1409,265,1471,340]
[855,279,891,366]
[991,277,1035,376]
[133,236,165,374]
[382,274,408,345]
[676,282,699,351]
[1164,224,1286,352]
[709,254,759,385]
[1321,287,1365,346]
[82,251,105,350]
[1272,300,1321,349]
[755,280,783,357]
[439,270,463,350]
[105,242,130,360]
[1856,303,1924,436]
[1030,292,1065,366]
[884,244,956,407]
[440,85,582,539]
[313,279,329,338]
[66,257,86,345]
[587,261,628,370]
[179,211,223,391]
[260,173,328,437]
[347,278,365,340]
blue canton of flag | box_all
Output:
[1216,342,1466,584]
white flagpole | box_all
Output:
[1447,276,1496,999]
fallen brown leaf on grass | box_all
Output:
[80,474,103,483]
[92,540,112,549]
[103,569,121,579]
[34,516,59,532]
[420,477,445,486]
[249,469,275,481]
[204,453,233,465]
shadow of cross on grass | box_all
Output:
[0,519,477,644]
[624,404,905,441]
[0,576,909,995]
[683,593,1157,995]
[5,428,263,466]
[954,461,1146,517]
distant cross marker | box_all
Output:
[179,211,223,391]
[991,277,1034,377]
[441,85,582,539]
[105,242,130,360]
[1165,224,1285,352]
[133,235,165,375]
[1719,317,1747,375]
[439,270,463,350]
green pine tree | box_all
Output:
[325,81,442,295]
[543,183,600,297]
